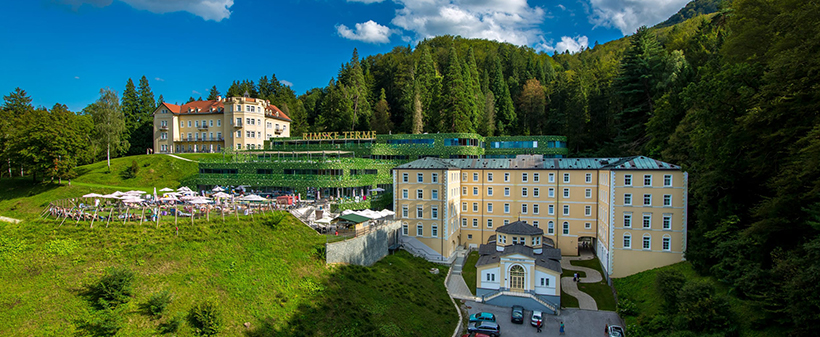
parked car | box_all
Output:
[607,325,625,337]
[467,321,501,337]
[510,305,525,324]
[460,333,492,337]
[469,312,497,323]
[530,310,543,326]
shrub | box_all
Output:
[144,290,172,317]
[655,269,686,314]
[87,267,135,308]
[675,282,735,334]
[158,314,183,334]
[77,307,123,337]
[617,297,638,316]
[121,160,140,179]
[189,300,223,336]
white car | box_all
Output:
[530,310,543,326]
[608,325,625,337]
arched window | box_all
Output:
[510,265,525,290]
[548,221,554,234]
[643,234,651,250]
[662,234,671,251]
[563,221,570,235]
[623,232,632,248]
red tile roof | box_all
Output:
[178,100,224,114]
[160,102,180,113]
[266,104,292,121]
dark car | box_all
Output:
[511,305,525,324]
[467,321,500,337]
[469,312,497,323]
[460,333,492,337]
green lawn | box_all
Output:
[569,258,617,311]
[462,251,479,295]
[613,262,784,337]
[172,153,224,162]
[561,288,580,308]
[0,214,457,336]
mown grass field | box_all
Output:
[462,251,479,295]
[0,155,457,336]
[569,258,616,311]
[613,262,784,337]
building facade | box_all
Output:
[152,96,291,154]
[393,155,687,278]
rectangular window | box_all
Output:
[473,203,478,212]
[473,172,479,181]
[504,187,510,196]
[417,173,424,183]
[533,204,540,214]
[549,188,555,198]
[644,194,652,206]
[402,205,408,218]
[462,218,467,227]
[563,205,570,215]
[624,213,632,228]
[503,219,509,225]
[462,202,467,212]
[432,173,438,183]
[431,207,438,219]
[504,172,510,182]
[663,214,672,229]
[431,225,438,237]
[462,187,467,195]
[487,219,493,228]
[432,190,438,200]
[563,222,569,235]
[417,225,423,236]
[462,173,467,182]
[402,173,409,182]
[416,206,423,218]
[533,188,540,197]
[534,173,540,182]
[188,121,192,127]
[585,173,592,183]
[563,173,570,183]
[585,206,592,216]
[487,173,493,182]
[487,203,493,213]
[585,188,592,198]
[624,194,632,205]
[548,204,555,215]
[644,174,652,186]
[468,234,473,239]
[563,188,569,198]
[217,119,221,126]
[548,173,555,183]
[522,188,528,197]
[209,120,213,127]
[487,187,493,196]
[522,204,528,214]
[664,174,672,187]
[585,222,592,229]
[473,187,478,195]
[624,174,632,186]
[624,235,631,248]
[533,221,539,228]
[473,218,478,227]
[402,224,408,235]
[402,189,408,199]
[663,237,671,251]
[522,173,528,182]
[663,195,672,206]
[643,214,652,228]
[504,203,510,213]
[643,236,651,249]
[417,189,423,199]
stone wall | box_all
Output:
[326,220,401,266]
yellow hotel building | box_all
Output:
[393,155,688,278]
[152,95,291,153]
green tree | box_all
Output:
[371,88,393,134]
[517,78,546,135]
[489,55,516,135]
[438,46,472,132]
[207,85,221,100]
[318,79,354,132]
[88,88,128,172]
[121,78,139,134]
[0,88,34,177]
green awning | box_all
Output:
[335,213,371,224]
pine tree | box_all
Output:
[371,88,393,134]
[415,46,440,131]
[318,79,354,132]
[207,86,221,100]
[480,91,496,136]
[464,48,485,132]
[341,49,372,131]
[137,76,155,113]
[412,91,423,134]
[121,78,139,133]
[439,46,472,133]
[1,88,34,177]
[489,56,516,135]
[157,94,164,106]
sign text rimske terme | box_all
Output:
[301,131,376,140]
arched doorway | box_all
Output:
[510,265,525,292]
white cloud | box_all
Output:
[536,35,588,54]
[74,76,80,79]
[55,0,233,21]
[154,77,165,82]
[557,4,566,11]
[336,20,393,43]
[192,90,201,95]
[389,0,546,46]
[587,0,689,35]
[280,80,293,87]
[347,0,385,3]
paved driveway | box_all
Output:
[464,301,623,337]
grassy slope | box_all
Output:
[462,251,479,295]
[0,215,456,336]
[570,258,616,311]
[613,262,784,337]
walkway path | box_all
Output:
[0,215,22,224]
[164,154,197,162]
[446,251,480,301]
[560,249,602,310]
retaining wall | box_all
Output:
[326,220,401,266]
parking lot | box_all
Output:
[464,301,623,337]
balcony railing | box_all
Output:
[159,125,169,130]
[178,137,225,142]
[274,127,283,134]
[197,125,209,130]
[231,121,243,128]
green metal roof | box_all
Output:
[395,157,458,169]
[395,155,681,171]
[335,213,371,224]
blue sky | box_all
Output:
[1,0,691,111]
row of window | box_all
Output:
[461,218,590,235]
[623,213,674,230]
[481,273,552,287]
[459,186,594,198]
[623,233,673,251]
[402,189,441,200]
[401,223,439,237]
[181,119,222,128]
[623,174,673,187]
[177,144,221,153]
[459,202,594,217]
[400,171,676,187]
[401,205,440,219]
[497,234,542,246]
[623,193,674,207]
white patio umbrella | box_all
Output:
[240,194,267,201]
[212,186,225,192]
[159,187,174,192]
[188,198,211,204]
[101,194,122,199]
[371,187,385,193]
[178,186,193,192]
[126,190,146,195]
[121,197,145,203]
[212,192,231,198]
[82,193,104,198]
[112,191,126,197]
[160,195,179,202]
